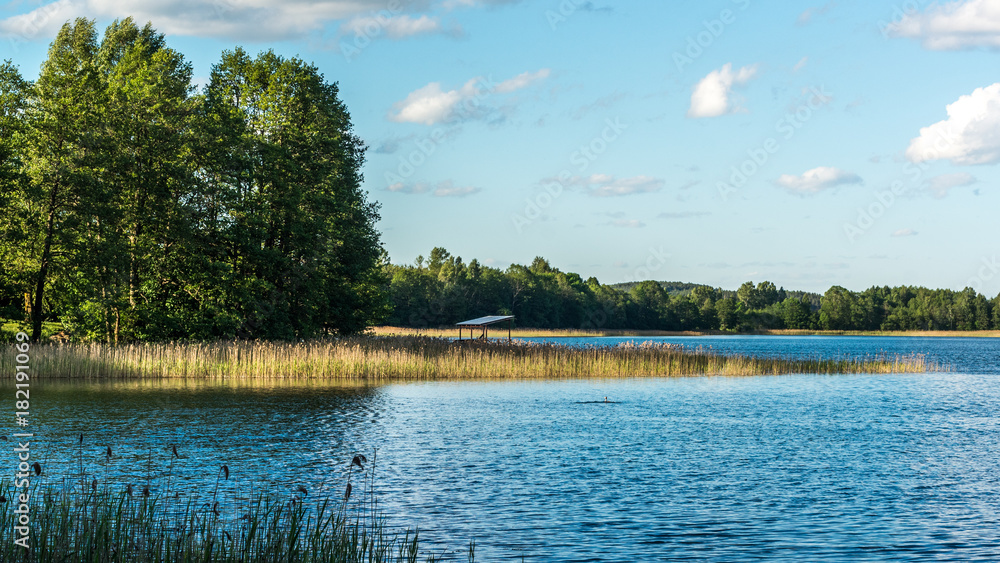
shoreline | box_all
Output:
[371,326,1000,339]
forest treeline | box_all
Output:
[388,248,1000,332]
[0,18,387,342]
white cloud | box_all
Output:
[341,14,459,40]
[687,63,758,118]
[927,172,976,197]
[389,81,470,125]
[494,69,551,93]
[886,0,1000,50]
[387,182,431,194]
[906,83,1000,165]
[549,174,664,197]
[389,69,550,125]
[891,228,918,237]
[797,2,834,26]
[0,0,515,42]
[775,166,861,194]
[433,181,481,197]
[387,180,481,197]
[0,0,408,42]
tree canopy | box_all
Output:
[0,18,387,341]
[386,247,1000,333]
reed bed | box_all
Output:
[372,326,1000,338]
[0,448,470,563]
[370,326,709,338]
[3,336,932,381]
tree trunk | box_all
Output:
[31,183,60,342]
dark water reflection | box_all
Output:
[6,337,1000,561]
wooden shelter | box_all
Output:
[456,315,515,341]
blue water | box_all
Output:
[9,336,1000,561]
[519,335,1000,375]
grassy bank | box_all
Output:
[3,336,932,380]
[373,326,1000,338]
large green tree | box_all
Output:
[15,19,105,341]
[50,18,204,342]
[0,61,30,320]
[204,48,387,338]
[0,20,389,341]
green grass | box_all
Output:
[1,319,64,342]
[2,336,933,381]
[0,449,472,563]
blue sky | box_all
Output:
[2,0,999,295]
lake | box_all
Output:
[10,336,1000,561]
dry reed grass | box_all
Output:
[372,326,1000,338]
[2,336,933,381]
[0,447,463,563]
[371,326,710,338]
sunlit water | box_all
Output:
[7,336,1000,561]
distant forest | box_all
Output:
[388,248,1000,332]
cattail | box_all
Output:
[106,446,112,459]
[91,479,97,491]
[126,484,133,495]
[344,482,352,501]
[32,461,41,476]
[297,485,308,496]
[79,434,83,445]
[142,486,150,497]
[172,444,179,458]
[352,455,366,469]
[221,465,229,479]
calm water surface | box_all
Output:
[10,336,1000,561]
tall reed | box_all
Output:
[0,448,467,563]
[0,336,932,381]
